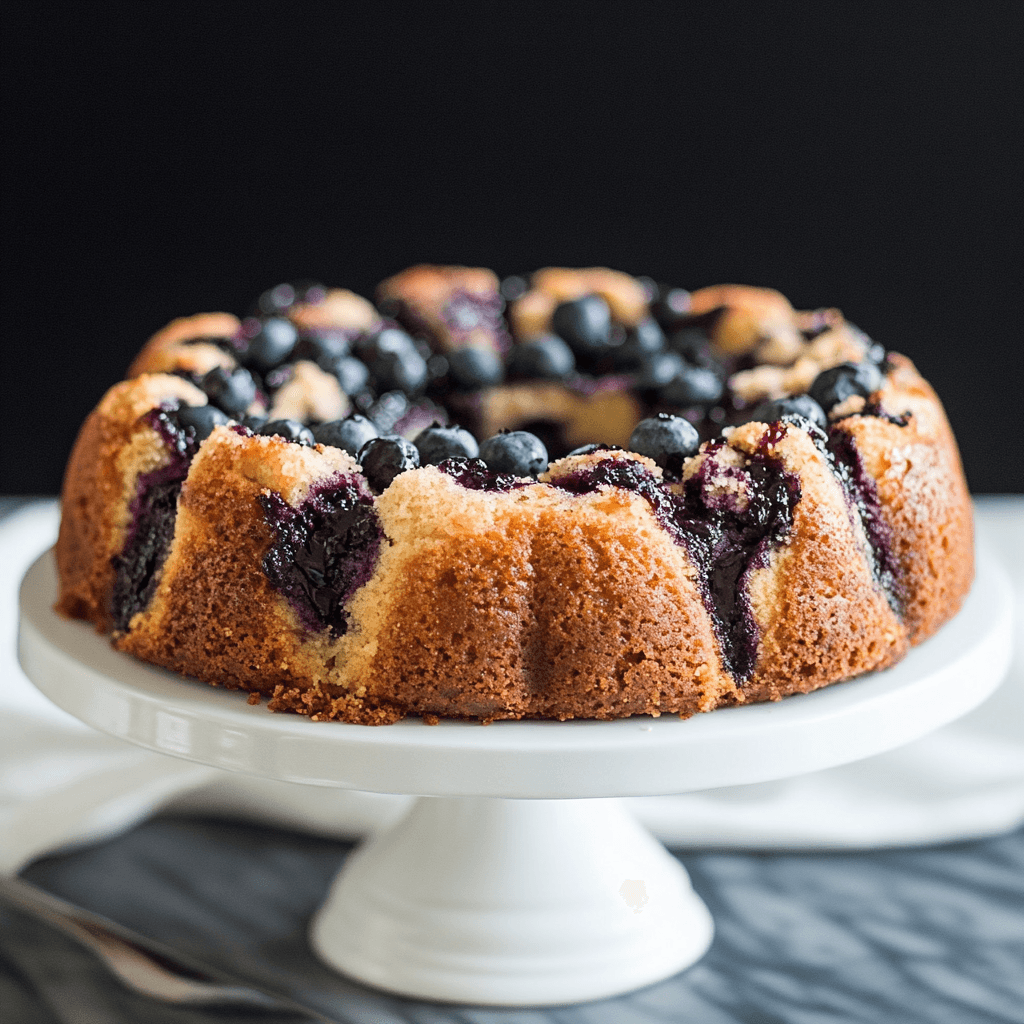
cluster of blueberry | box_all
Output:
[179,286,418,424]
[625,357,887,480]
[747,358,885,434]
[173,402,316,447]
[169,277,892,495]
[168,398,552,496]
[173,351,887,499]
[186,279,738,431]
[353,423,550,494]
[252,285,505,399]
[504,287,728,413]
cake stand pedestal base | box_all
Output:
[311,795,712,1006]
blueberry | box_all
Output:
[550,295,613,358]
[478,430,549,477]
[256,282,298,315]
[245,366,266,396]
[366,390,409,434]
[200,366,258,417]
[446,347,505,389]
[668,326,725,375]
[241,413,268,432]
[808,361,883,412]
[659,364,724,407]
[322,355,371,396]
[312,414,379,455]
[668,325,714,362]
[293,330,350,364]
[414,423,480,465]
[358,436,420,492]
[245,318,298,371]
[649,286,692,328]
[507,334,576,380]
[750,394,828,432]
[370,346,429,394]
[628,413,700,476]
[176,404,230,442]
[614,317,666,369]
[356,326,429,394]
[635,351,684,389]
[358,325,417,360]
[426,354,450,381]
[258,419,315,445]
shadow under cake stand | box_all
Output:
[18,550,1013,1007]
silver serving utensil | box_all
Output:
[0,874,339,1022]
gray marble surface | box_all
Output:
[3,495,1023,1023]
[3,815,1023,1023]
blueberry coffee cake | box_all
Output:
[55,267,973,723]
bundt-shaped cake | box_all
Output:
[55,267,973,723]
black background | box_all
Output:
[4,2,1022,494]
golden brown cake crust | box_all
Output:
[329,465,736,722]
[55,374,207,631]
[833,354,973,643]
[113,428,403,725]
[733,422,908,704]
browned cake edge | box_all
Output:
[54,374,208,631]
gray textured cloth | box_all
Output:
[3,814,1024,1024]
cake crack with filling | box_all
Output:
[259,477,383,637]
[55,266,973,723]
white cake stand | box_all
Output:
[18,550,1013,1006]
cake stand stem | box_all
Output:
[310,795,714,1006]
